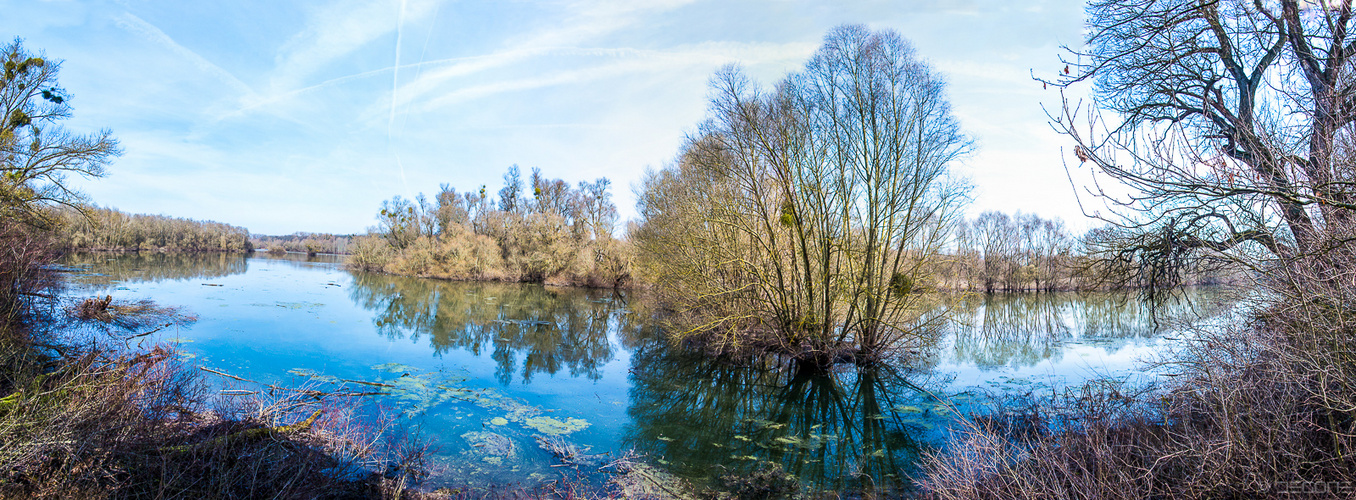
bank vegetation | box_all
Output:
[55,205,252,253]
[349,166,631,288]
[252,232,353,255]
[945,211,1242,293]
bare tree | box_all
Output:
[1,39,120,228]
[434,183,469,233]
[375,196,419,249]
[971,211,1015,293]
[497,164,523,213]
[576,178,617,239]
[1050,0,1356,295]
[636,25,970,366]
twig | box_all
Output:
[199,366,258,384]
[163,408,324,454]
[340,378,396,388]
[124,322,172,344]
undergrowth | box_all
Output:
[917,271,1356,498]
[0,221,431,499]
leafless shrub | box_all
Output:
[0,220,61,332]
[0,341,432,498]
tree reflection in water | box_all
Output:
[62,252,248,285]
[624,338,945,493]
[348,273,629,385]
[945,291,1227,369]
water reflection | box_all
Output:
[252,252,345,267]
[624,339,942,492]
[61,252,248,285]
[348,273,630,385]
[946,291,1221,369]
[63,252,1234,492]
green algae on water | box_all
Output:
[524,416,590,435]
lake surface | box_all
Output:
[62,252,1230,493]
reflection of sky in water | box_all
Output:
[941,338,1171,394]
[933,291,1234,395]
[64,254,636,487]
[62,253,1232,491]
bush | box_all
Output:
[351,167,630,288]
[0,342,428,498]
[348,236,395,273]
[1,222,425,499]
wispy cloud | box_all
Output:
[112,12,255,98]
[269,0,439,93]
[391,41,814,116]
[29,0,1091,234]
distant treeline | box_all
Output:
[944,211,1241,293]
[947,211,1078,292]
[350,165,630,288]
[56,206,252,253]
[251,233,352,255]
[61,252,248,284]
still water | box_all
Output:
[62,252,1229,492]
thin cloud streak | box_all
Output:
[389,0,410,191]
[388,41,815,117]
[112,13,255,98]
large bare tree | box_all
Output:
[1053,0,1356,293]
[636,25,970,366]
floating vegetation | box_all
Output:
[371,362,417,373]
[524,416,590,435]
[744,418,787,430]
[290,363,592,436]
[461,431,516,464]
[275,301,323,310]
[287,368,338,384]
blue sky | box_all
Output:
[2,0,1089,235]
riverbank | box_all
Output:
[917,284,1356,498]
[0,236,429,498]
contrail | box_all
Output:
[399,0,440,136]
[390,0,409,192]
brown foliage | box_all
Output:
[352,168,630,288]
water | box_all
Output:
[61,252,1230,492]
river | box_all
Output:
[61,252,1232,493]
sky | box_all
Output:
[1,0,1092,236]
